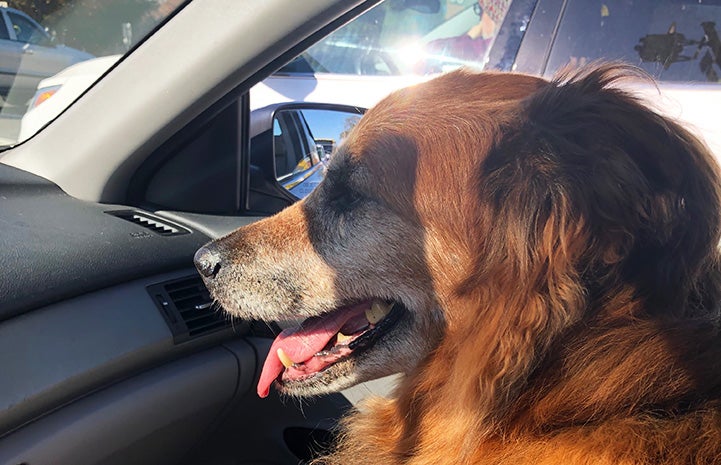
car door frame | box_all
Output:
[507,0,564,76]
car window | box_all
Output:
[277,0,518,76]
[0,14,10,40]
[0,1,188,147]
[8,11,47,44]
[546,0,721,83]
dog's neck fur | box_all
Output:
[317,290,721,465]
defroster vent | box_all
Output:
[108,210,190,236]
[148,275,230,343]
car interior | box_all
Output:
[1,0,720,463]
[0,1,382,464]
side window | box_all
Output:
[277,0,521,76]
[8,12,47,45]
[0,15,10,40]
[546,1,721,83]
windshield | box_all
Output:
[0,0,187,147]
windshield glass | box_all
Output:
[0,0,187,147]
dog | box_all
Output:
[195,64,721,464]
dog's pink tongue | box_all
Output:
[257,303,368,398]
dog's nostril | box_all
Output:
[194,246,222,279]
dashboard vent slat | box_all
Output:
[148,275,231,343]
[188,319,229,337]
[107,210,190,236]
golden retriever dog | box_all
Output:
[195,64,721,464]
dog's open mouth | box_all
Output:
[257,299,403,397]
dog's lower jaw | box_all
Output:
[276,359,364,397]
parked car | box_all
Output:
[0,5,92,140]
[0,1,720,465]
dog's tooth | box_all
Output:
[337,332,352,343]
[277,348,294,369]
[365,300,392,324]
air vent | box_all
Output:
[148,276,231,343]
[107,210,190,236]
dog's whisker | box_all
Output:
[261,320,276,334]
[294,396,307,418]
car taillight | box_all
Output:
[30,85,61,108]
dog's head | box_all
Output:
[195,65,721,401]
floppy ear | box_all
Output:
[457,64,721,426]
[523,64,721,315]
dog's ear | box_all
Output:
[457,64,721,426]
[521,64,721,315]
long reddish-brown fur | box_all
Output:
[312,65,721,464]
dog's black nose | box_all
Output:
[194,246,222,279]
